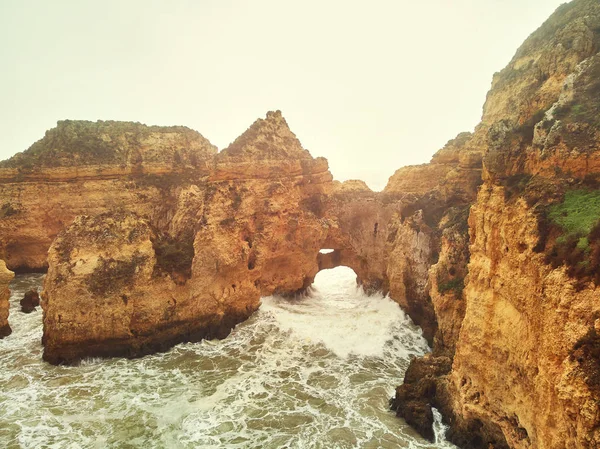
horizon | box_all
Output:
[1,0,566,190]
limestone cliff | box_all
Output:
[383,133,482,343]
[0,120,217,271]
[26,100,486,362]
[393,1,600,447]
[41,212,263,363]
[40,111,338,363]
[4,3,600,445]
[0,104,483,360]
[0,260,15,338]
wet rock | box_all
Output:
[20,289,40,313]
[390,355,451,441]
[0,259,14,338]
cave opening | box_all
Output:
[311,265,360,296]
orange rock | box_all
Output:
[0,259,14,338]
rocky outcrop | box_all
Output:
[20,289,40,313]
[444,2,600,446]
[40,112,337,363]
[0,259,15,338]
[390,354,453,441]
[392,1,600,447]
[382,133,482,343]
[30,101,480,363]
[41,212,260,363]
[442,186,600,448]
[6,3,600,445]
[0,120,217,271]
[0,106,481,362]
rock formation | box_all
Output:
[0,259,15,338]
[0,108,480,361]
[1,1,599,447]
[39,112,337,363]
[0,120,217,271]
[20,289,40,313]
[392,1,600,448]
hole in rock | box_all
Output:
[311,265,359,295]
[262,266,428,359]
[247,252,257,270]
[317,249,343,272]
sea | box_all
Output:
[0,266,457,449]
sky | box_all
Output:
[1,0,566,190]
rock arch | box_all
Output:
[0,111,481,364]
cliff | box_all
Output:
[39,111,338,363]
[2,2,600,446]
[393,1,600,447]
[0,106,482,360]
[0,119,216,168]
[0,260,15,338]
[0,120,217,271]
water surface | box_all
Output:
[0,268,456,448]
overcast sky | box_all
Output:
[1,0,566,190]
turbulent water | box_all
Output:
[0,268,457,449]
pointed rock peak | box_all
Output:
[220,111,313,160]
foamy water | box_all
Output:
[0,268,456,448]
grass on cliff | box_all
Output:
[548,190,600,243]
[544,189,600,286]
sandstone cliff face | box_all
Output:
[41,212,263,363]
[34,107,485,363]
[393,1,600,447]
[382,133,482,344]
[40,111,340,363]
[0,260,15,338]
[0,120,216,168]
[443,2,600,447]
[443,186,600,448]
[0,120,217,271]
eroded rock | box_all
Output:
[20,289,40,313]
[388,2,600,447]
[0,259,14,338]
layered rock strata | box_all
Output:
[0,108,482,361]
[40,112,337,363]
[3,2,599,446]
[0,120,217,271]
[393,1,600,448]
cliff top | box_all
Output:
[0,120,217,169]
[482,0,600,127]
[219,111,313,161]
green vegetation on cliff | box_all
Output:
[549,190,600,239]
[545,189,600,286]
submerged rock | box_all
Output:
[390,354,452,442]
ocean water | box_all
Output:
[0,267,456,449]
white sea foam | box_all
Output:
[0,268,458,449]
